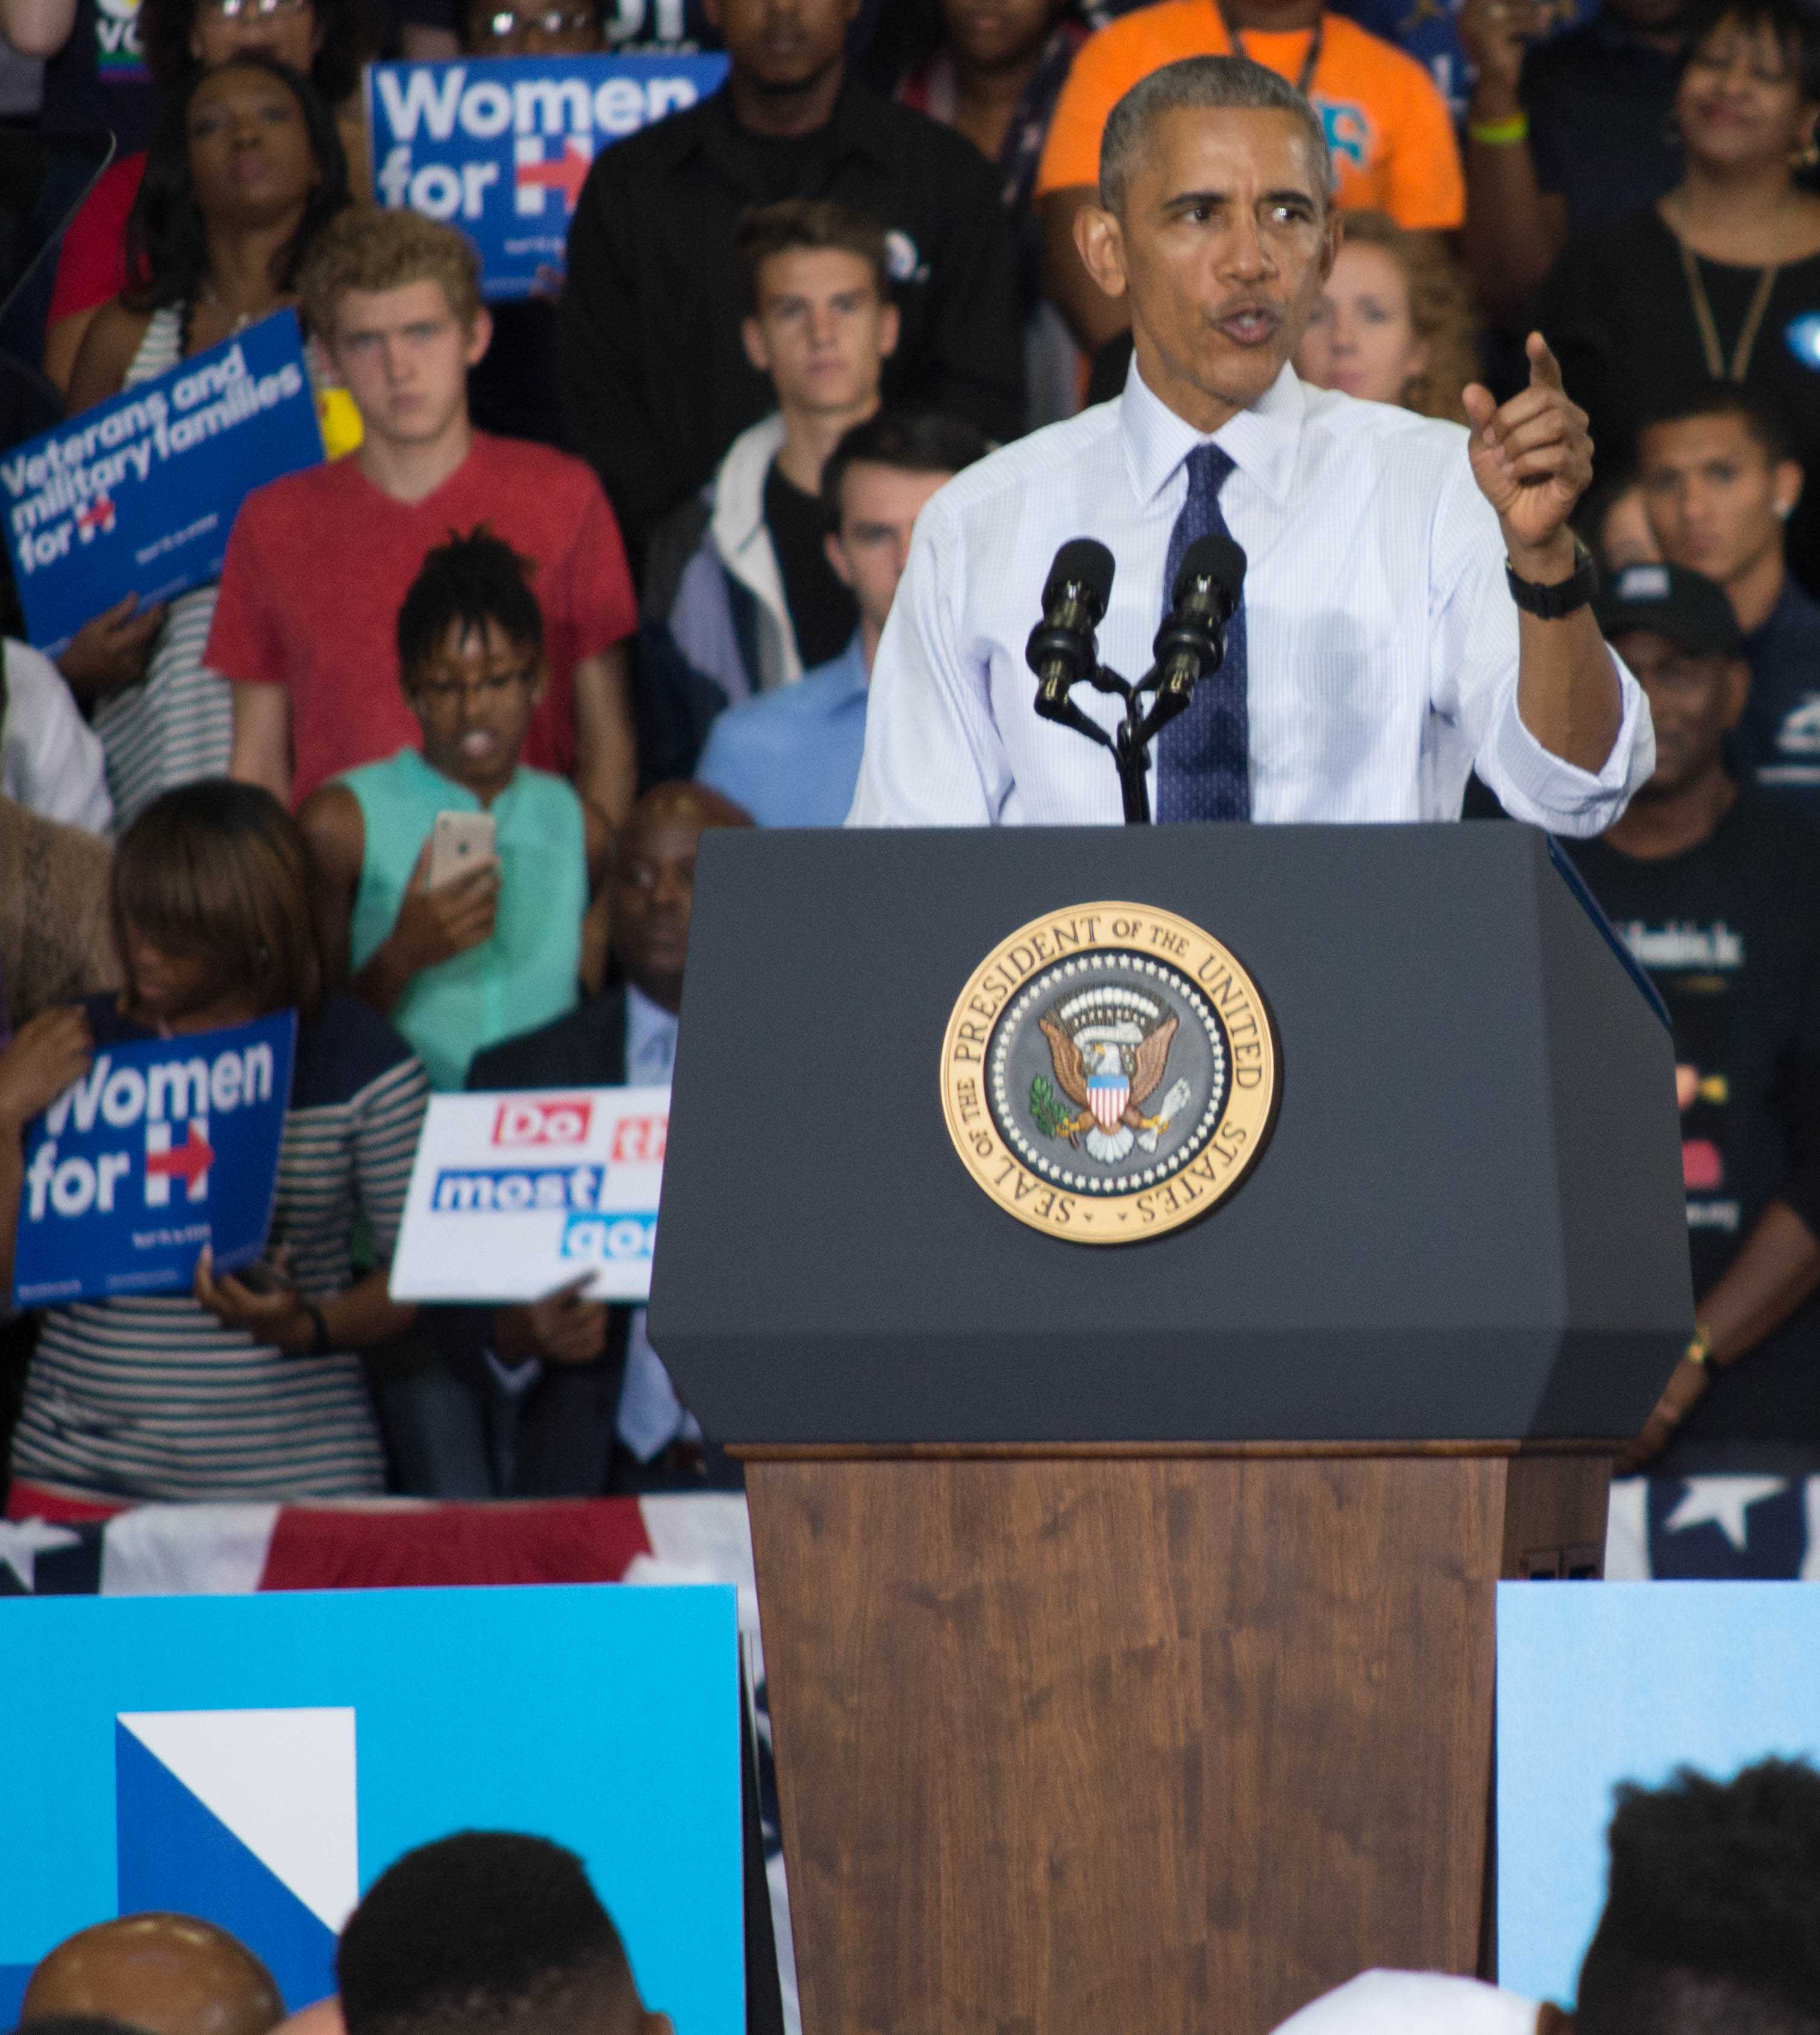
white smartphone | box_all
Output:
[427,810,498,890]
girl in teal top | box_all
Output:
[300,530,611,1090]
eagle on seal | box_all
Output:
[1038,1008,1188,1164]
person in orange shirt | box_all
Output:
[1036,0,1465,350]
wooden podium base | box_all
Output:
[742,1445,1609,2035]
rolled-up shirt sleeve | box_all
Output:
[1429,461,1654,836]
[847,496,1007,827]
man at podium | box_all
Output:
[848,55,1656,833]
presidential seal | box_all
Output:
[940,902,1278,1243]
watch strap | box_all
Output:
[1506,537,1599,620]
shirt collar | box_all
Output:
[1120,354,1306,510]
[1749,570,1820,646]
[832,630,871,698]
[625,981,680,1077]
[692,75,887,182]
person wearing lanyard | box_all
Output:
[1033,0,1463,354]
[1536,0,1820,599]
[849,55,1653,833]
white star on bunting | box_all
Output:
[1662,1477,1790,1552]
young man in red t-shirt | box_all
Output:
[214,209,637,820]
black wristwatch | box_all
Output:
[1506,537,1598,619]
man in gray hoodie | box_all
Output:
[639,196,899,780]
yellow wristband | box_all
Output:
[1468,113,1530,146]
[1685,1322,1713,1367]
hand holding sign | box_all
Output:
[56,594,167,705]
[496,1274,609,1367]
[0,1010,94,1134]
[0,1008,95,1302]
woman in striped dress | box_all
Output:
[0,781,430,1508]
[61,56,351,828]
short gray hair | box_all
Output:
[1098,54,1336,213]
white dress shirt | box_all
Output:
[848,363,1653,833]
[1267,1972,1542,2035]
[621,984,698,1463]
[1,639,111,834]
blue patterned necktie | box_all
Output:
[1155,442,1249,823]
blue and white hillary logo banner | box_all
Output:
[115,1708,358,2006]
[11,1011,296,1310]
[0,1586,742,2031]
[364,54,728,299]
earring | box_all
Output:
[1794,128,1820,169]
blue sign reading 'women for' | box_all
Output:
[0,311,324,655]
[365,52,727,299]
[11,1011,296,1308]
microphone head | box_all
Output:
[1044,538,1116,621]
[1173,531,1246,608]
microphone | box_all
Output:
[1153,532,1246,705]
[1027,538,1116,715]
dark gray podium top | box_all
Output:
[649,824,1690,1445]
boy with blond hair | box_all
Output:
[213,208,637,823]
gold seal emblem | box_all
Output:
[940,901,1278,1243]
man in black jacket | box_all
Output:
[439,781,752,1494]
[1566,564,1820,1478]
[558,0,1023,568]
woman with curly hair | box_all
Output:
[42,0,371,395]
[1294,210,1481,425]
[61,56,350,828]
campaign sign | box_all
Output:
[364,52,728,298]
[389,1086,666,1302]
[1,311,324,656]
[0,1586,742,2033]
[1498,1581,1820,2005]
[11,1011,297,1309]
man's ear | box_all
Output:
[741,314,771,377]
[878,299,901,363]
[1316,206,1342,284]
[1774,457,1804,520]
[824,528,855,590]
[1074,202,1130,303]
[463,304,494,368]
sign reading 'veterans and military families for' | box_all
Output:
[1,311,323,657]
[363,52,728,299]
[11,1014,297,1310]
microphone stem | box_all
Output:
[1115,708,1152,825]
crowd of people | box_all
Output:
[8,1757,1820,2034]
[0,0,1816,1504]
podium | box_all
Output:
[649,823,1690,2035]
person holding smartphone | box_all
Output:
[299,528,612,1092]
